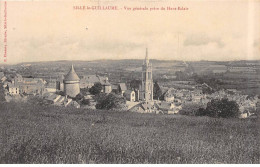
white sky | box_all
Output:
[1,0,260,64]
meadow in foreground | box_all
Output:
[0,100,259,164]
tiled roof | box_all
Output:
[119,83,127,91]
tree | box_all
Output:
[129,79,141,90]
[72,93,84,104]
[205,98,239,118]
[74,93,84,101]
[0,83,6,103]
[153,81,162,100]
[96,93,127,110]
[89,82,102,95]
[80,88,89,96]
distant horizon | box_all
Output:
[1,58,260,66]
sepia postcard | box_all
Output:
[0,0,259,164]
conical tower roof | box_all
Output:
[64,65,80,81]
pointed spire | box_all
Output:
[71,64,75,72]
[145,48,149,65]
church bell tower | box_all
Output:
[140,48,153,101]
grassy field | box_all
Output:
[0,100,259,164]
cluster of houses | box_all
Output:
[160,87,259,117]
[1,73,45,97]
[0,50,259,118]
[0,65,138,109]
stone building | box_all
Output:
[64,65,80,97]
[140,48,153,101]
[124,90,135,102]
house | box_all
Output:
[164,94,175,102]
[129,101,155,113]
[56,75,64,92]
[3,81,11,88]
[124,90,135,102]
[0,72,4,78]
[155,101,181,114]
[80,75,112,93]
[1,76,7,83]
[118,83,127,95]
[46,94,62,104]
[64,98,73,107]
[7,84,19,95]
[163,88,176,102]
[12,76,46,95]
[100,79,112,94]
[0,72,7,83]
[67,101,80,108]
[45,93,80,108]
[80,75,100,88]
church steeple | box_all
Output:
[145,48,149,65]
[140,48,153,102]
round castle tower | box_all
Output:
[64,65,80,97]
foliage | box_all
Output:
[202,87,214,94]
[74,93,84,101]
[72,93,91,106]
[56,91,65,96]
[0,83,6,102]
[193,74,224,94]
[179,103,204,116]
[95,93,127,111]
[80,88,89,96]
[89,82,102,95]
[153,81,162,100]
[0,101,258,163]
[195,108,207,116]
[81,99,90,105]
[129,79,141,90]
[205,98,240,118]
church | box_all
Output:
[129,48,156,113]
